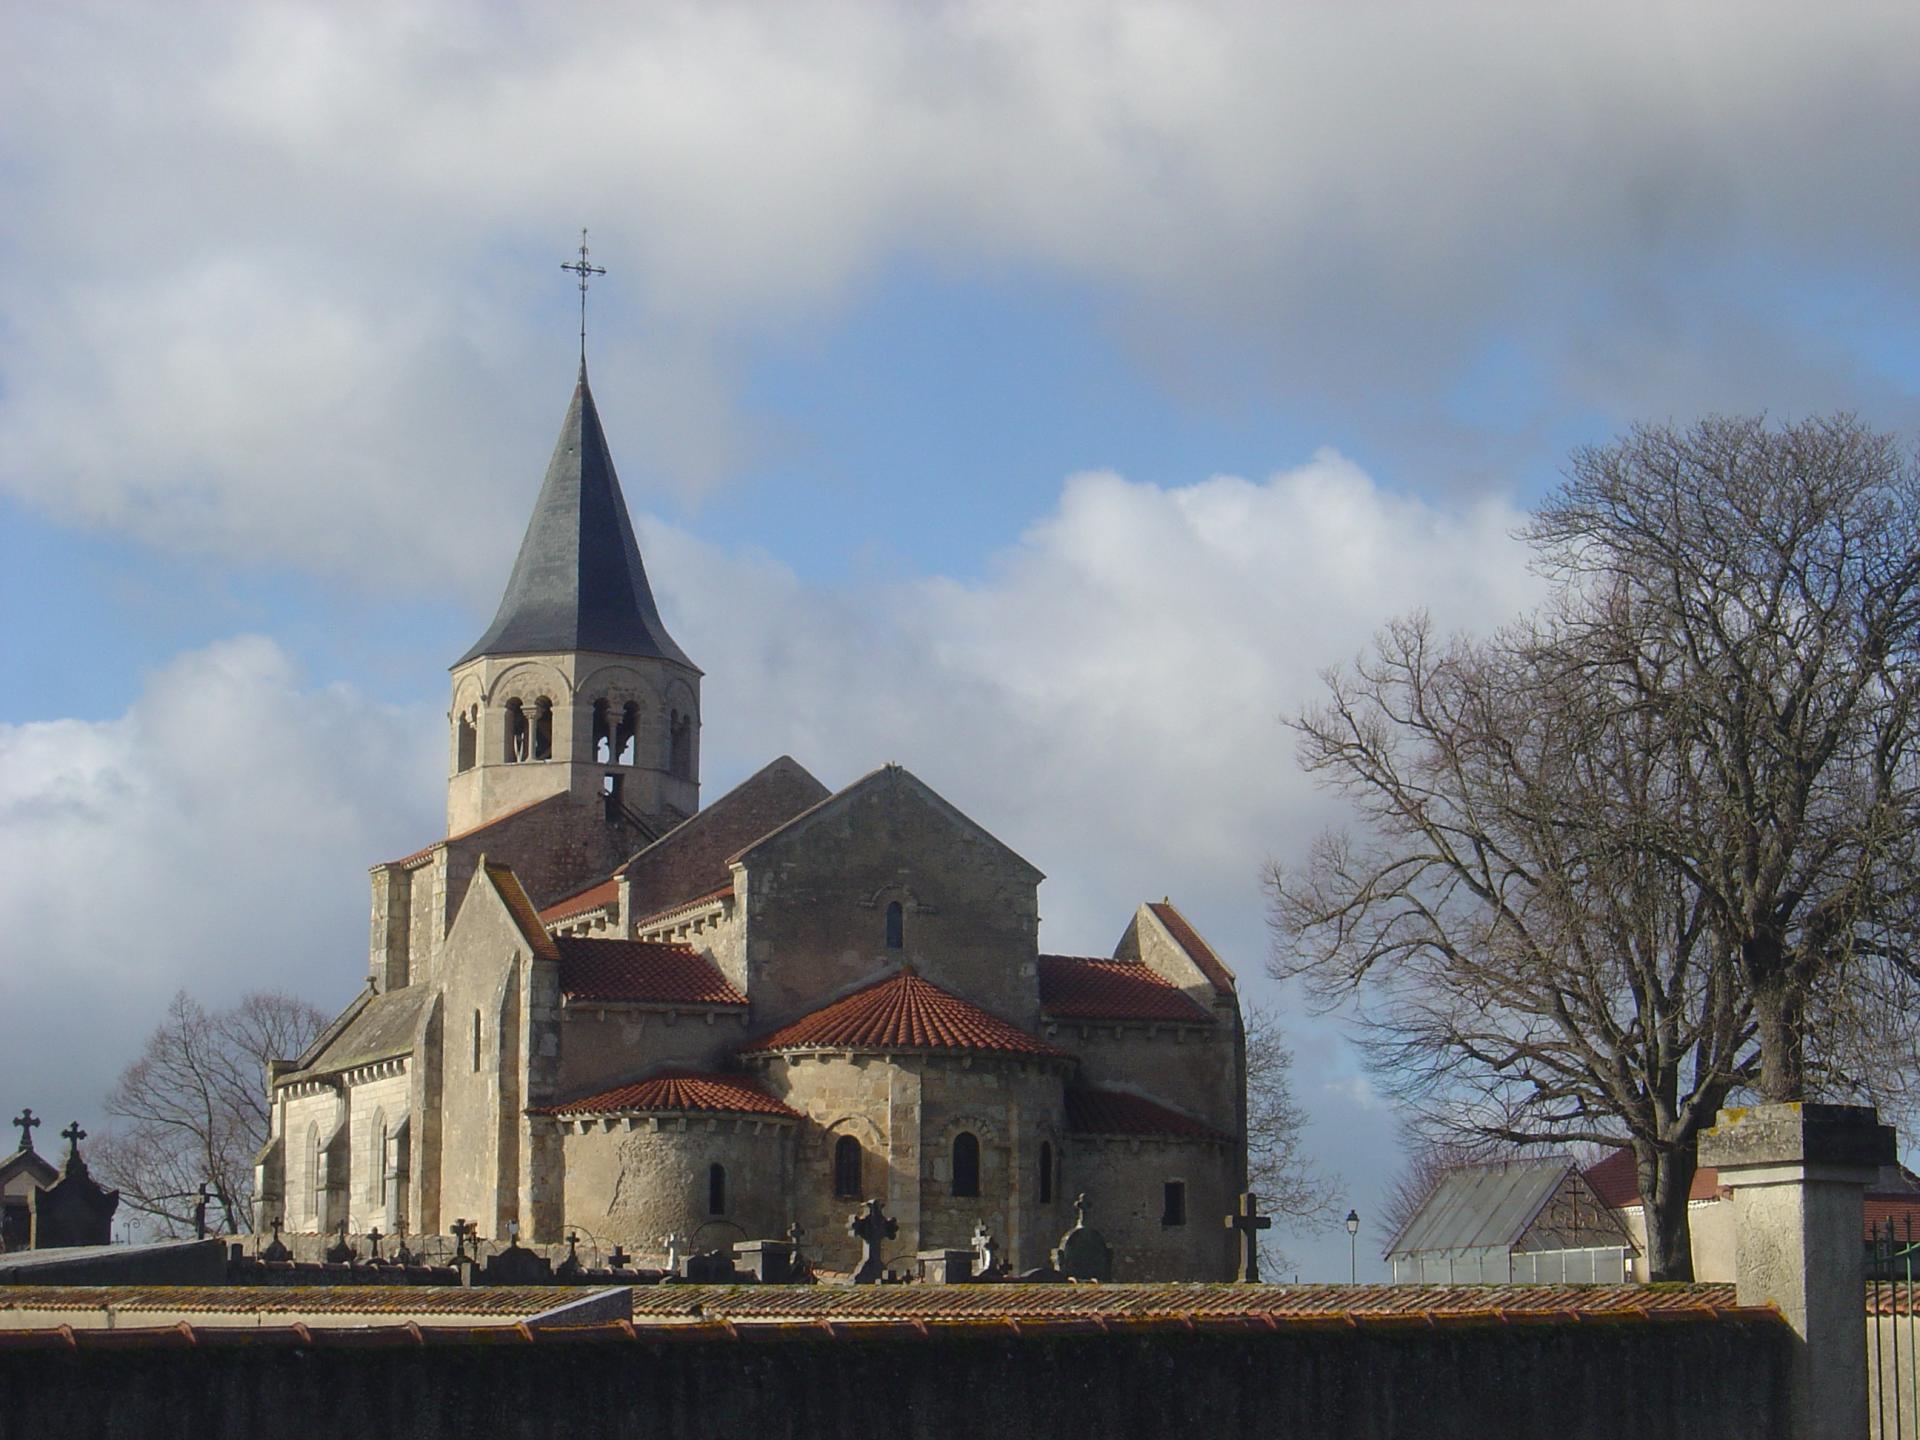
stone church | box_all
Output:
[256,363,1248,1280]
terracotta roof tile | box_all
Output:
[741,969,1067,1059]
[1038,955,1214,1023]
[1066,1088,1230,1142]
[1583,1149,1724,1210]
[531,1070,799,1120]
[1865,1195,1920,1234]
[630,884,734,932]
[555,938,745,1006]
[541,877,620,925]
[487,863,560,962]
[1148,902,1237,996]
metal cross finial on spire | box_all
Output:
[560,227,607,365]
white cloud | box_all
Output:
[4,1,1920,585]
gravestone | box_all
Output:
[970,1220,1001,1278]
[847,1198,897,1285]
[324,1221,356,1265]
[1050,1193,1112,1282]
[27,1124,118,1250]
[261,1216,292,1263]
[483,1234,555,1284]
[555,1231,583,1280]
[679,1247,738,1283]
[736,1237,799,1283]
[1224,1192,1272,1283]
[915,1248,974,1284]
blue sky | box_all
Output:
[5,0,1920,1277]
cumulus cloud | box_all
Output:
[0,638,444,1135]
[4,1,1920,587]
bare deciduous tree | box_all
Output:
[1269,414,1920,1280]
[95,990,327,1236]
[1242,1001,1339,1267]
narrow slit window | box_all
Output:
[1162,1180,1186,1227]
[471,1010,482,1072]
[708,1163,727,1216]
[833,1135,862,1198]
[951,1132,980,1198]
[885,901,904,950]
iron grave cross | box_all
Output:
[1224,1191,1272,1283]
[11,1108,38,1153]
[560,227,607,364]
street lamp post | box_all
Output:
[1345,1209,1360,1284]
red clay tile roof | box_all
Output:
[1864,1195,1920,1235]
[555,938,745,1006]
[486,863,561,962]
[1066,1088,1231,1142]
[540,877,620,924]
[741,969,1068,1059]
[631,883,734,932]
[531,1070,798,1120]
[1148,902,1237,996]
[1038,955,1214,1023]
[1583,1148,1724,1210]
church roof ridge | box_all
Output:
[456,366,695,671]
[740,968,1068,1060]
[1037,954,1215,1025]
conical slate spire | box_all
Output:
[458,365,695,669]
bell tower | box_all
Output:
[447,362,701,836]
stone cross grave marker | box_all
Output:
[1051,1193,1113,1282]
[1224,1192,1272,1283]
[367,1227,384,1261]
[263,1215,291,1263]
[971,1220,999,1276]
[661,1232,687,1272]
[12,1109,38,1154]
[60,1122,85,1164]
[848,1198,897,1284]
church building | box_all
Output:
[256,362,1249,1280]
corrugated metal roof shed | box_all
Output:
[1386,1156,1576,1258]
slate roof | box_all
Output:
[1385,1157,1580,1259]
[279,987,429,1084]
[1148,902,1237,996]
[457,365,694,669]
[741,970,1067,1060]
[1065,1088,1230,1142]
[554,937,745,1006]
[531,1070,799,1120]
[1038,956,1214,1023]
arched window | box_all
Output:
[833,1135,863,1198]
[456,710,477,772]
[503,700,528,763]
[592,700,611,763]
[306,1122,323,1225]
[370,1110,388,1205]
[951,1132,980,1198]
[617,702,639,765]
[885,901,904,950]
[471,1010,482,1072]
[531,698,553,761]
[708,1163,727,1216]
[1039,1141,1054,1204]
[669,710,692,779]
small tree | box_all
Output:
[1242,1001,1339,1270]
[95,990,327,1236]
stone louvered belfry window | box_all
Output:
[592,700,611,763]
[952,1132,980,1198]
[531,699,554,760]
[833,1136,862,1198]
[503,700,528,763]
[456,710,477,772]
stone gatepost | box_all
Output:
[1698,1102,1895,1440]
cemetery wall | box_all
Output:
[0,1311,1791,1440]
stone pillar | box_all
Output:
[1698,1102,1894,1440]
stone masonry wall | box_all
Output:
[552,1008,752,1101]
[1063,1134,1237,1281]
[739,769,1043,1034]
[555,1117,793,1258]
[1053,1023,1237,1133]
